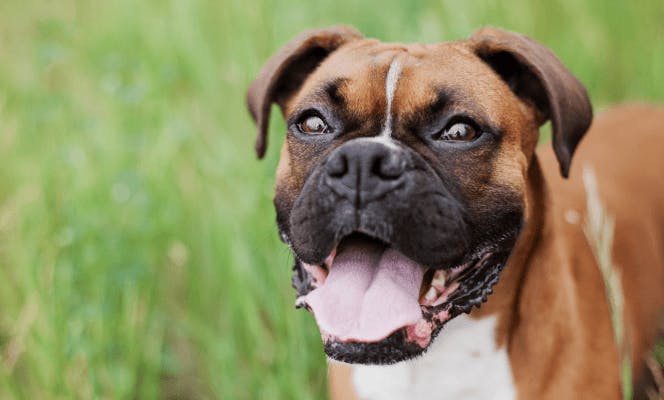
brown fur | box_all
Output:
[329,106,664,399]
[247,27,664,399]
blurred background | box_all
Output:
[0,0,662,399]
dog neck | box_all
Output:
[471,154,548,345]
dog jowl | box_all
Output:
[246,26,591,364]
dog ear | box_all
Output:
[468,27,592,178]
[247,26,363,159]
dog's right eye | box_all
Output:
[297,115,330,134]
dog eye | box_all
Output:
[438,122,478,142]
[297,115,329,134]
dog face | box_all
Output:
[247,27,591,364]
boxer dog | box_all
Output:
[246,26,664,399]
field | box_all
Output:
[0,0,662,399]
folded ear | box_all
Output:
[247,26,363,158]
[468,27,593,177]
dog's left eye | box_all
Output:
[438,122,478,142]
[297,115,330,134]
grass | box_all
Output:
[0,0,662,399]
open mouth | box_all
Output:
[292,232,510,364]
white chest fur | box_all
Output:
[350,315,516,400]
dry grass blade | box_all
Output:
[645,355,664,400]
[582,166,632,400]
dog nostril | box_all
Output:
[327,153,348,178]
[372,154,405,180]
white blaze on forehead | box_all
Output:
[379,59,404,140]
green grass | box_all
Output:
[0,1,662,399]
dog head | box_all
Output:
[247,26,592,364]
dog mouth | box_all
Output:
[292,232,510,364]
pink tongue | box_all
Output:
[304,239,424,342]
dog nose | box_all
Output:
[325,139,406,205]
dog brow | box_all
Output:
[323,78,347,106]
[427,89,455,115]
[412,86,499,135]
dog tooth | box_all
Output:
[431,270,447,290]
[424,286,438,301]
[295,296,306,309]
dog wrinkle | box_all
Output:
[275,141,291,185]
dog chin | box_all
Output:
[291,232,516,365]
